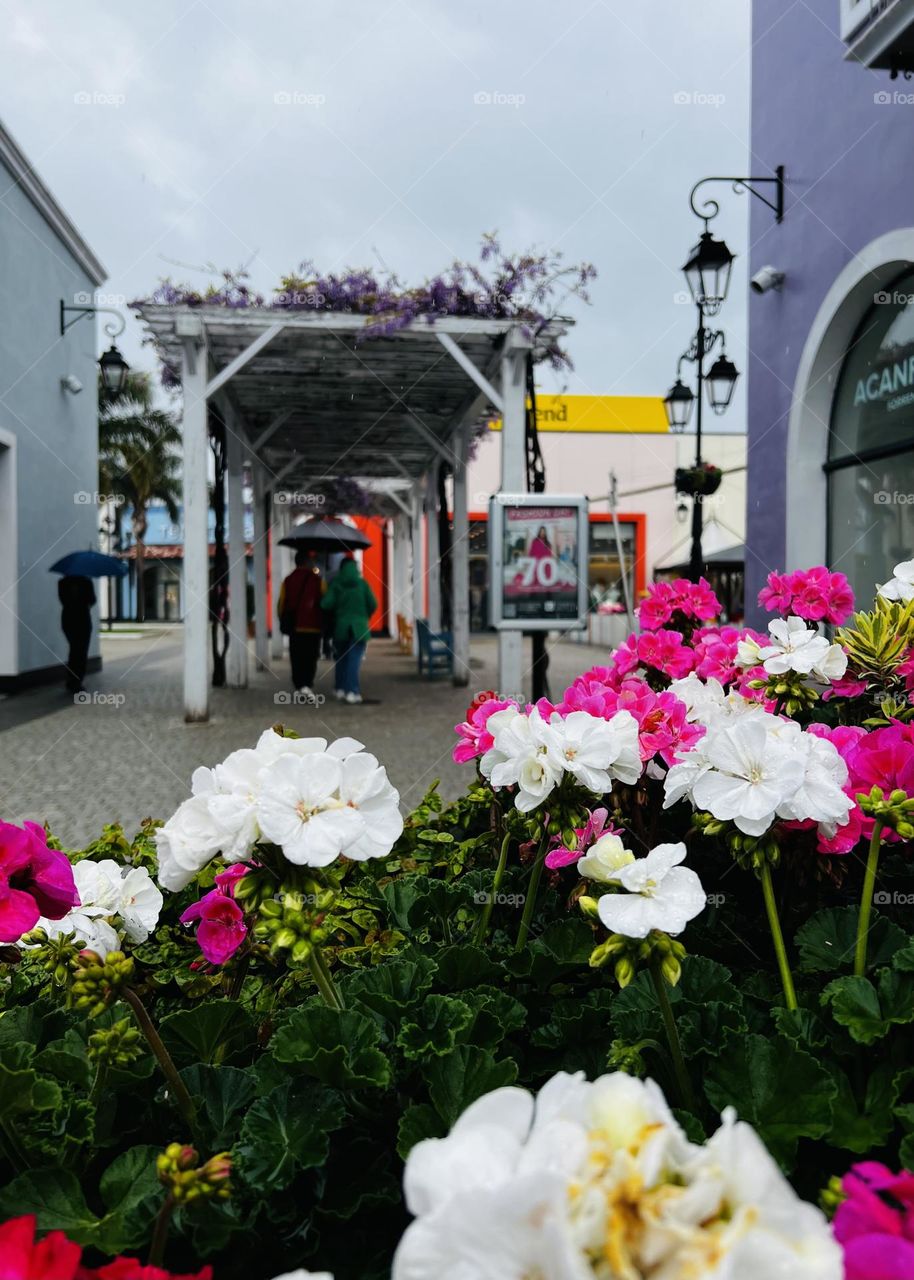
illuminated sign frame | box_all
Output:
[488,493,589,632]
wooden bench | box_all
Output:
[396,613,414,655]
[416,617,453,679]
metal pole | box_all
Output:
[689,302,705,583]
[608,471,635,629]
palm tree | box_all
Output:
[99,373,181,622]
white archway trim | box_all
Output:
[786,229,914,570]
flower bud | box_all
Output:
[578,895,600,921]
[614,956,636,988]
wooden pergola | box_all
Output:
[133,305,570,721]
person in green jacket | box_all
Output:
[321,556,378,704]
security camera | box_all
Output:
[750,266,785,295]
[61,374,83,394]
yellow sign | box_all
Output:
[488,394,668,434]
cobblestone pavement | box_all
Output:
[0,627,609,848]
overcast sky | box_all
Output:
[0,0,751,425]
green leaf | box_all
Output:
[36,1043,91,1090]
[271,1007,391,1089]
[433,944,502,989]
[180,1065,258,1147]
[159,1000,255,1067]
[237,1080,345,1192]
[773,1007,830,1050]
[0,1059,62,1120]
[0,1170,94,1239]
[893,942,914,972]
[424,1046,518,1126]
[341,955,437,1025]
[826,1064,900,1154]
[397,1103,446,1159]
[704,1033,836,1167]
[822,970,914,1044]
[457,986,527,1050]
[397,995,472,1060]
[796,907,906,974]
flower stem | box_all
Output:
[759,862,797,1011]
[475,831,512,946]
[649,958,696,1112]
[309,944,345,1011]
[148,1195,174,1268]
[514,844,547,953]
[88,1061,107,1106]
[855,820,886,977]
[122,988,197,1135]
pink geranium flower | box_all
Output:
[833,1162,914,1280]
[180,866,249,966]
[453,691,517,763]
[813,721,914,854]
[638,577,720,631]
[0,821,79,943]
[0,1215,82,1280]
[555,675,703,765]
[758,566,854,626]
[545,807,617,869]
[693,625,768,687]
[605,630,696,686]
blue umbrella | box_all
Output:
[49,550,128,579]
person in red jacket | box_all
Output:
[277,550,324,695]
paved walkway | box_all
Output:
[0,628,608,848]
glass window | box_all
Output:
[588,520,636,613]
[829,269,914,603]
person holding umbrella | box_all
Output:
[49,550,126,695]
[321,555,377,704]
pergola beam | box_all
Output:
[251,407,293,453]
[437,332,504,413]
[205,322,284,399]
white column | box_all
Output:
[498,336,528,701]
[451,426,471,685]
[225,412,248,688]
[270,501,285,660]
[181,340,209,722]
[411,485,423,653]
[425,470,441,632]
[252,461,269,671]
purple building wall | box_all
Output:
[747,1,914,616]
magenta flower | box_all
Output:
[834,1161,914,1279]
[545,807,616,869]
[638,577,720,631]
[453,692,516,764]
[693,625,768,687]
[555,674,703,766]
[0,821,78,943]
[180,890,247,966]
[758,566,854,626]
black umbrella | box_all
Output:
[49,550,128,579]
[279,518,372,552]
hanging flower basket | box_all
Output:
[675,462,723,496]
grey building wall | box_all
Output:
[746,0,914,617]
[0,152,103,682]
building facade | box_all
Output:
[747,0,914,619]
[0,121,106,690]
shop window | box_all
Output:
[828,268,914,603]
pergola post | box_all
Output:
[225,410,248,689]
[425,470,441,632]
[251,462,269,671]
[390,516,407,639]
[451,425,471,686]
[181,338,210,722]
[270,501,286,661]
[498,334,528,700]
[411,485,423,653]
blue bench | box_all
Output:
[416,617,453,679]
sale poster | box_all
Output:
[501,505,581,622]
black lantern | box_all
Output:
[98,342,130,396]
[682,231,735,315]
[663,378,695,432]
[705,353,739,414]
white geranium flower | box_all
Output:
[256,752,361,866]
[596,842,706,939]
[155,794,232,892]
[115,866,163,942]
[744,617,847,684]
[878,559,914,603]
[40,859,163,948]
[270,1272,335,1280]
[652,1108,842,1279]
[545,709,642,790]
[394,1071,840,1280]
[336,751,403,860]
[32,911,120,958]
[687,715,804,836]
[577,833,635,883]
[481,708,563,813]
[774,729,853,835]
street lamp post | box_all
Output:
[664,229,739,581]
